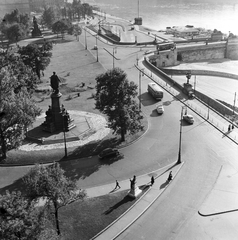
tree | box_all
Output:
[18,42,53,79]
[2,23,25,44]
[82,3,93,18]
[52,20,71,39]
[95,68,144,141]
[42,7,56,28]
[0,53,41,159]
[72,0,82,20]
[0,190,45,239]
[2,9,30,45]
[23,163,86,236]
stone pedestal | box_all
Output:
[42,92,76,133]
[128,184,142,199]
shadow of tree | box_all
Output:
[0,177,28,196]
[140,92,158,107]
[66,137,121,160]
[103,195,134,215]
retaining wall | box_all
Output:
[144,57,237,117]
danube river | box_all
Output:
[85,0,238,35]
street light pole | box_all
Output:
[233,92,236,115]
[96,35,98,62]
[62,115,67,158]
[84,27,87,50]
[177,106,184,164]
[139,70,141,111]
[113,47,117,68]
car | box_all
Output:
[156,105,164,114]
[98,148,120,159]
[183,114,194,124]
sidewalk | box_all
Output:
[88,161,184,240]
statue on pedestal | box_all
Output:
[50,72,61,94]
[128,175,142,198]
[31,16,42,37]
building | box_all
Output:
[166,25,200,38]
[0,0,30,19]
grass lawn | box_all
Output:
[1,33,148,165]
[56,186,149,240]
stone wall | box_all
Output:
[226,38,238,60]
[177,43,226,62]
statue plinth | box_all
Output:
[42,91,76,133]
[128,184,142,199]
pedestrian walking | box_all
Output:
[232,124,234,130]
[228,125,231,132]
[150,176,155,186]
[167,171,173,182]
[115,180,121,190]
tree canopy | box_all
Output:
[95,68,144,141]
[1,9,30,46]
[23,163,86,235]
[0,52,41,159]
[52,20,72,38]
[42,7,56,28]
[0,190,45,239]
[18,42,53,79]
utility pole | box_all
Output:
[177,106,184,164]
[84,27,87,50]
[96,35,98,62]
[233,92,236,115]
[113,47,117,68]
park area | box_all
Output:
[2,32,147,165]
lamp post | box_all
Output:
[113,47,117,68]
[138,68,144,111]
[84,27,87,50]
[233,92,236,115]
[62,114,67,158]
[177,106,185,164]
[96,35,99,62]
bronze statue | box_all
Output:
[50,72,61,94]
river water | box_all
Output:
[85,0,238,35]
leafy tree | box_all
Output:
[18,42,53,79]
[72,0,82,20]
[42,7,56,28]
[95,68,144,141]
[2,23,25,44]
[0,190,45,239]
[52,20,71,38]
[23,163,86,236]
[0,53,41,159]
[82,3,93,19]
[2,9,30,45]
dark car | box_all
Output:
[98,148,120,159]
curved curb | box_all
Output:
[0,113,149,167]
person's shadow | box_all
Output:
[160,180,169,189]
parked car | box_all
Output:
[183,114,194,124]
[98,148,120,159]
[156,105,164,114]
